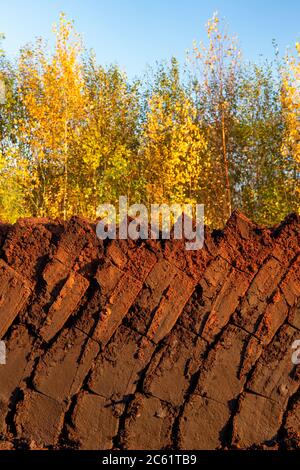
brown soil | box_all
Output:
[0,211,299,450]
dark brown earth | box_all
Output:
[0,211,299,450]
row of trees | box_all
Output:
[0,13,299,227]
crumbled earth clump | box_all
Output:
[0,211,299,450]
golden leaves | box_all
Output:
[281,43,300,166]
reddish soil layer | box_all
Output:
[0,211,299,450]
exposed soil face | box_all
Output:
[0,211,299,450]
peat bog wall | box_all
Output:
[0,211,299,450]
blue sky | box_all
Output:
[1,0,299,77]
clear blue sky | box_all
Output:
[1,0,299,78]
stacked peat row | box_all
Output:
[0,211,299,450]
